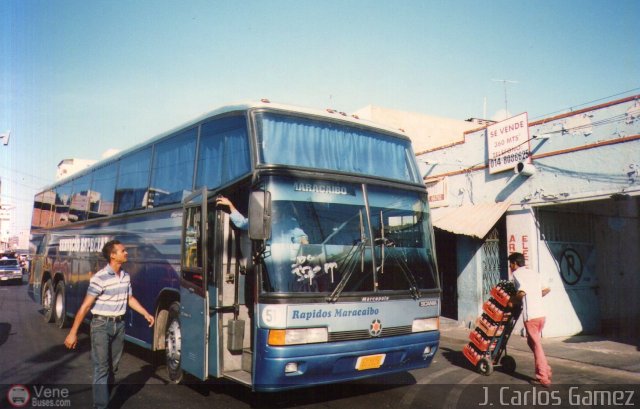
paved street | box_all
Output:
[2,278,639,409]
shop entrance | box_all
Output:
[436,229,457,320]
[538,207,600,334]
[538,197,640,341]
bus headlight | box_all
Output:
[268,328,328,346]
[412,317,439,332]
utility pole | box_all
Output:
[0,131,10,250]
[492,79,518,120]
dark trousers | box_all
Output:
[90,316,125,409]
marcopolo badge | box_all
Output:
[369,319,382,337]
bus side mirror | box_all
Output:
[248,190,271,240]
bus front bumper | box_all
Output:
[252,329,439,392]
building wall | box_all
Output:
[533,207,598,337]
[421,97,640,206]
[418,95,640,338]
[578,198,639,340]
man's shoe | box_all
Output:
[529,379,551,388]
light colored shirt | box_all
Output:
[231,210,308,243]
[230,210,249,230]
[88,264,132,317]
[513,266,546,321]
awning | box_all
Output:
[431,201,512,239]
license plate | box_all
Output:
[355,354,386,371]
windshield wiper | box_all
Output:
[362,184,379,291]
[326,210,368,303]
[325,241,367,303]
[378,211,386,276]
[382,245,422,300]
[375,212,421,300]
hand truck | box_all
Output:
[462,281,522,375]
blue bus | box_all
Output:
[29,101,441,391]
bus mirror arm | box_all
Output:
[252,245,267,262]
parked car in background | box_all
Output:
[0,257,23,284]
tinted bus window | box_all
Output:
[54,182,73,226]
[32,191,56,228]
[31,192,44,229]
[115,148,152,213]
[31,193,42,228]
[149,128,197,207]
[41,190,56,227]
[196,116,250,190]
[89,162,117,218]
[69,173,91,222]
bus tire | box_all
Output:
[165,302,184,384]
[54,281,68,329]
[42,279,55,323]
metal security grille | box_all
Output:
[537,209,594,243]
[481,228,501,301]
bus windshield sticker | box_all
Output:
[291,254,339,286]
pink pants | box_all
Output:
[524,317,552,384]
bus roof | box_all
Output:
[39,100,411,191]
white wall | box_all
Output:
[417,96,640,338]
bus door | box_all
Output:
[214,210,252,386]
[179,189,210,380]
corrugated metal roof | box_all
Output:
[431,201,512,239]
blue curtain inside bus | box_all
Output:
[195,115,251,190]
[255,113,420,183]
[150,128,197,206]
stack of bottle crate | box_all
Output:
[462,280,517,367]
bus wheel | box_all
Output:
[54,281,68,329]
[165,302,184,384]
[42,279,55,323]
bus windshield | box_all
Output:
[260,178,439,296]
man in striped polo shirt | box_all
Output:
[64,240,155,409]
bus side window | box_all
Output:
[115,148,152,213]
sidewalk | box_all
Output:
[440,318,640,374]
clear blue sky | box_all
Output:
[1,0,639,239]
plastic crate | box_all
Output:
[462,343,484,366]
[476,314,503,337]
[482,299,509,322]
[469,329,494,351]
[490,286,511,307]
